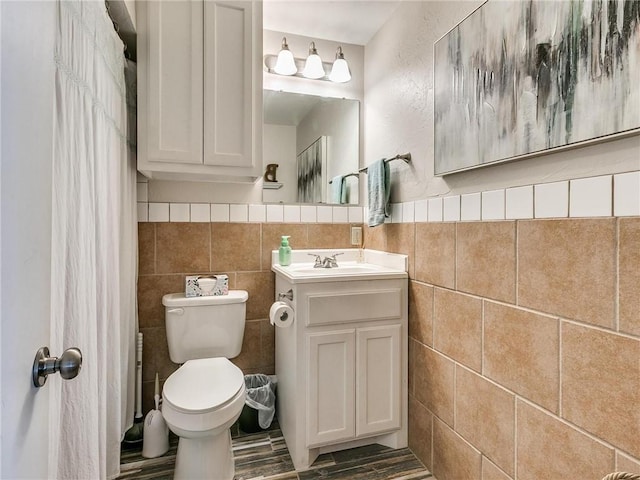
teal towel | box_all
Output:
[341,182,349,204]
[331,175,345,204]
[367,159,390,227]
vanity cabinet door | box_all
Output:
[306,330,356,447]
[356,324,402,437]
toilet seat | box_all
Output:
[163,358,244,415]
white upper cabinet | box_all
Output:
[137,1,262,182]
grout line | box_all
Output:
[430,412,435,473]
[615,217,620,332]
[514,398,518,480]
[454,223,458,291]
[259,223,263,272]
[610,174,615,217]
[456,361,515,396]
[453,221,458,291]
[152,222,157,274]
[558,319,563,418]
[432,288,439,351]
[561,317,640,341]
[209,222,213,273]
[453,362,457,430]
[516,395,621,451]
[514,220,519,306]
[481,299,485,376]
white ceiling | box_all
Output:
[263,1,401,46]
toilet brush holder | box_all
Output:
[142,408,169,458]
[142,373,169,458]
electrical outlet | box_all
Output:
[350,226,362,246]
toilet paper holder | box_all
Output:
[278,289,293,301]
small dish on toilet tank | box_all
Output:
[185,275,229,297]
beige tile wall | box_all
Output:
[366,217,640,480]
[136,216,640,477]
[137,222,354,413]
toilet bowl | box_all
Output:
[162,357,246,480]
[161,291,249,480]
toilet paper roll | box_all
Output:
[269,301,294,328]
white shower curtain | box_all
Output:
[49,1,136,478]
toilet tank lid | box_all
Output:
[162,290,248,307]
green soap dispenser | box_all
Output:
[279,235,292,266]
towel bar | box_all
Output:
[359,153,411,173]
[328,172,360,184]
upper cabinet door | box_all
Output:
[203,1,256,168]
[142,0,203,165]
[137,0,262,181]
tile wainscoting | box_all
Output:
[136,172,639,479]
[137,221,358,414]
[365,218,640,480]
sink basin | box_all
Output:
[272,261,407,283]
[287,263,384,274]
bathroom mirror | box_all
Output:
[262,90,360,205]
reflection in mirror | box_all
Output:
[262,90,360,205]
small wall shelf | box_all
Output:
[263,182,283,190]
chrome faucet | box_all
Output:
[321,253,343,268]
[308,253,323,268]
[308,252,343,268]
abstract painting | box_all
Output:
[297,136,327,203]
[434,0,640,175]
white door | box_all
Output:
[1,2,56,477]
[306,330,356,447]
[356,324,402,437]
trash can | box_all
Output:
[239,374,277,433]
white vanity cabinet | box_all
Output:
[272,251,408,471]
[307,323,402,447]
[137,1,262,182]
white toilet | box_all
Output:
[161,290,249,480]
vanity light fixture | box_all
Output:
[329,46,351,83]
[265,37,351,83]
[274,37,297,76]
[302,42,325,79]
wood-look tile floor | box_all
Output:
[118,422,433,480]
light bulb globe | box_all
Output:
[274,48,297,76]
[303,54,325,79]
[329,58,351,83]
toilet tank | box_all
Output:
[162,291,248,363]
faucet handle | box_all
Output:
[326,252,343,267]
[308,253,322,267]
